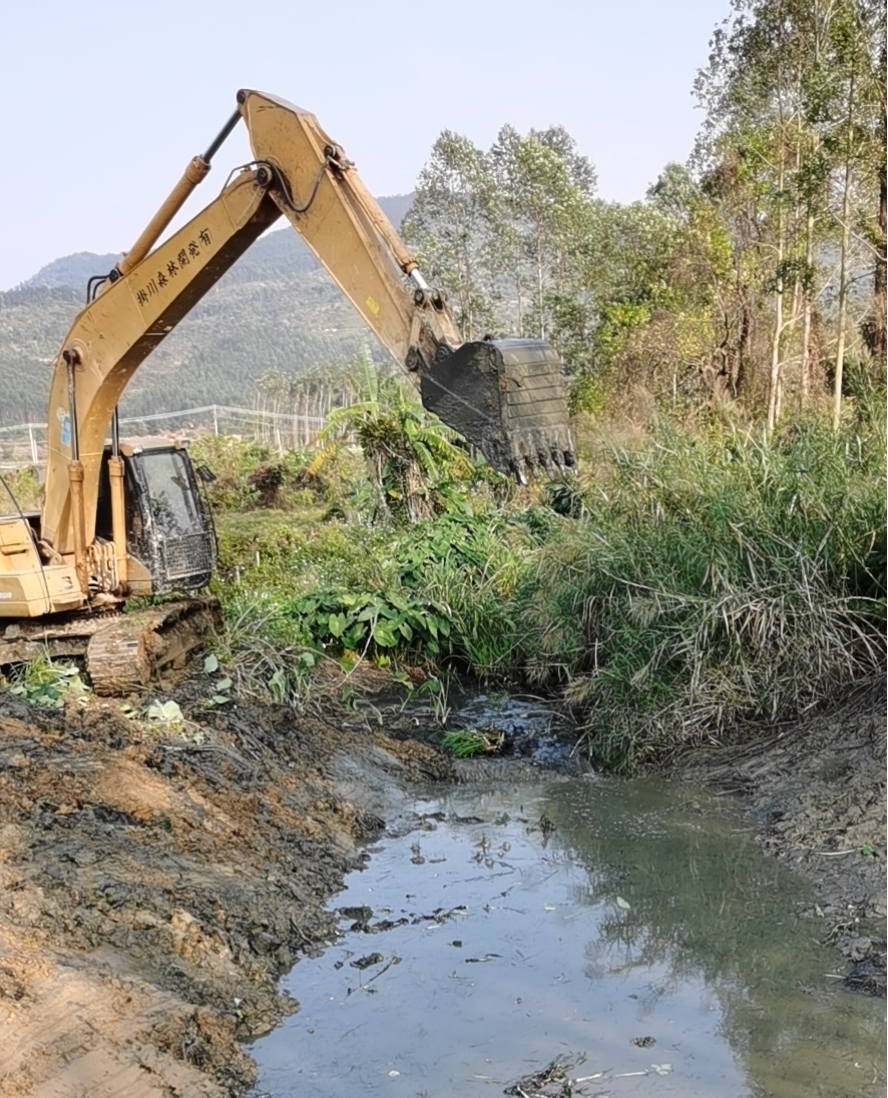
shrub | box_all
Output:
[0,466,41,512]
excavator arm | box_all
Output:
[41,90,574,567]
[42,166,278,554]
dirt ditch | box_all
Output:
[0,669,884,1096]
[0,671,451,1098]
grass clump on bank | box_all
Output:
[441,728,503,757]
[518,419,886,769]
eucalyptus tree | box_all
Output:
[695,0,819,427]
[401,131,496,340]
[487,125,596,341]
[405,121,598,371]
[821,0,885,424]
[860,41,886,370]
[694,0,886,428]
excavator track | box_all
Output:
[0,598,221,696]
[85,598,221,695]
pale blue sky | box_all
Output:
[2,0,731,289]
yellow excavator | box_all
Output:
[0,90,574,694]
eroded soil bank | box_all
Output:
[0,670,884,1097]
[679,676,887,996]
[0,670,452,1098]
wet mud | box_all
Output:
[0,670,884,1096]
[0,670,451,1098]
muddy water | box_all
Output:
[252,776,885,1098]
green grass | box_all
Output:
[441,728,502,757]
[205,420,886,768]
[515,418,886,769]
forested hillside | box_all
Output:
[0,194,414,426]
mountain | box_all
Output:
[0,194,415,427]
[22,252,123,290]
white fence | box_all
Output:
[0,405,327,469]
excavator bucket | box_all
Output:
[420,339,575,482]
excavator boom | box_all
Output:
[41,90,574,558]
[1,90,573,690]
[41,168,280,553]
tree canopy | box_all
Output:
[403,0,886,428]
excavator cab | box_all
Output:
[95,440,216,595]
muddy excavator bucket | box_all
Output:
[420,339,575,482]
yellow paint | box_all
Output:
[365,296,380,315]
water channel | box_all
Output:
[252,761,885,1096]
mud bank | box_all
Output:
[0,671,884,1096]
[679,676,887,996]
[0,673,451,1098]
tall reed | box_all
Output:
[517,419,886,768]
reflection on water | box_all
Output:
[253,777,886,1098]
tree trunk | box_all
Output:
[767,154,786,432]
[864,111,887,365]
[536,224,545,339]
[800,206,815,410]
[799,7,826,413]
[780,275,801,423]
[832,74,856,431]
[874,156,887,362]
[862,43,886,367]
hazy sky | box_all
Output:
[1,0,731,290]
